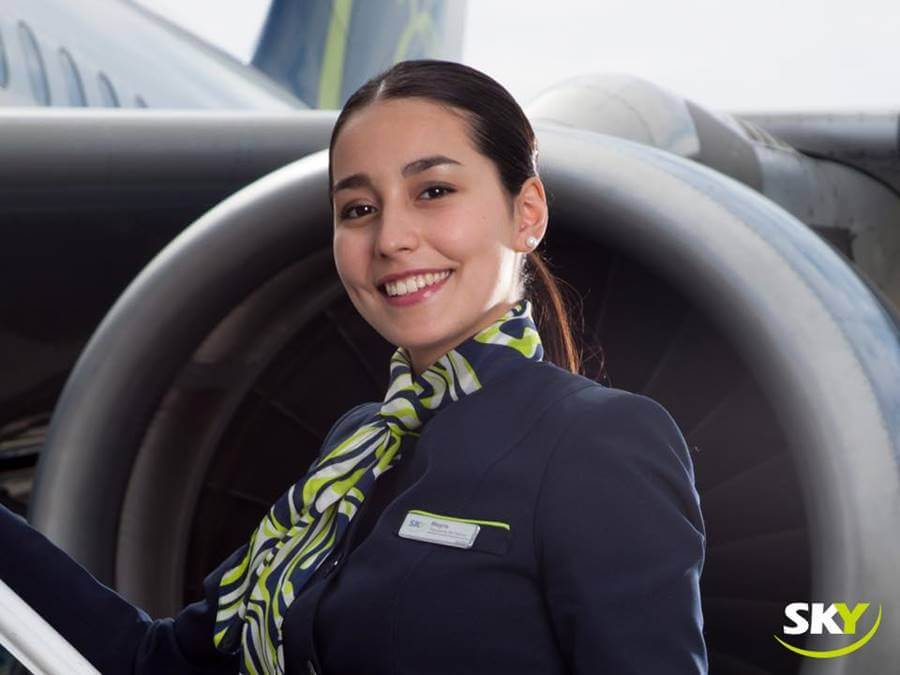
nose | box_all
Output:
[375,201,420,258]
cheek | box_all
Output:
[333,230,368,281]
[434,208,495,259]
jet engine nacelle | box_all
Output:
[27,119,900,675]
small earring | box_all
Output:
[526,236,539,248]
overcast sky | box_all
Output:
[134,0,900,113]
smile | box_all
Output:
[379,270,453,306]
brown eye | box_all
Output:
[341,203,375,220]
[420,185,455,200]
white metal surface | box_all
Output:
[0,578,99,675]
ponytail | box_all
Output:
[524,249,607,383]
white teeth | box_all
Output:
[384,270,451,297]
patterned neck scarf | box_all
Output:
[213,298,544,674]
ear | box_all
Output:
[513,176,549,251]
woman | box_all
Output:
[0,59,707,674]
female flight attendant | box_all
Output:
[0,59,707,674]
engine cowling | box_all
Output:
[29,122,900,674]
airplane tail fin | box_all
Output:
[252,0,466,109]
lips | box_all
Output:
[380,270,453,306]
[378,269,452,295]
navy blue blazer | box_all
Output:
[0,357,707,674]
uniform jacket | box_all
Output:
[0,356,708,674]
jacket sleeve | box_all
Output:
[535,388,708,674]
[0,401,378,674]
[0,502,242,674]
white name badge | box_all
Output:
[398,511,480,549]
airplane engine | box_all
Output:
[526,73,900,312]
[27,123,900,674]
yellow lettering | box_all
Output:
[834,602,869,634]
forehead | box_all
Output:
[332,97,476,172]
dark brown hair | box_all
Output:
[327,59,583,375]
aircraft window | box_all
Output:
[58,49,86,106]
[0,29,8,88]
[97,71,119,107]
[17,22,50,105]
[134,95,148,108]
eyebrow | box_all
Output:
[331,154,462,196]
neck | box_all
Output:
[406,300,520,377]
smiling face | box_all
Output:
[331,96,547,377]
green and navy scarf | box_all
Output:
[213,298,544,674]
